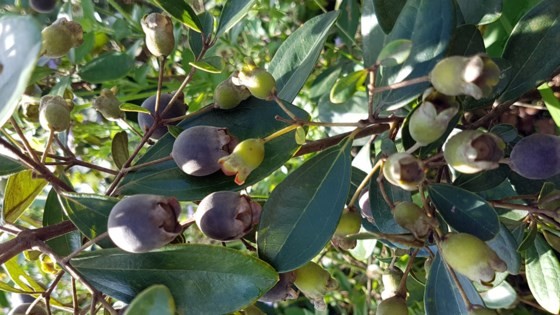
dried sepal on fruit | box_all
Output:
[194,191,262,241]
[443,130,505,174]
[107,195,182,253]
[383,153,425,191]
[219,138,265,185]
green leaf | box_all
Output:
[456,0,502,25]
[71,245,278,314]
[373,0,407,34]
[153,0,202,32]
[446,24,486,56]
[525,235,560,314]
[487,223,522,275]
[329,70,367,104]
[216,0,256,37]
[0,155,25,176]
[453,165,511,192]
[538,82,560,128]
[518,222,538,251]
[44,189,82,257]
[3,257,45,293]
[362,0,387,67]
[167,125,183,138]
[58,192,118,248]
[428,183,499,241]
[257,138,353,272]
[78,52,134,83]
[111,131,129,169]
[375,0,455,111]
[376,39,412,67]
[337,0,360,47]
[123,285,175,315]
[2,170,47,223]
[269,11,339,103]
[117,99,309,201]
[0,16,41,129]
[424,254,484,315]
[499,0,560,102]
[367,169,409,234]
[189,59,223,74]
[120,103,150,114]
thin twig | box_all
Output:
[63,232,109,263]
[9,117,41,163]
[348,159,383,208]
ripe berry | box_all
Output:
[259,271,298,303]
[138,92,187,139]
[444,130,504,174]
[236,66,276,100]
[218,138,265,185]
[41,18,83,58]
[172,125,236,176]
[39,95,71,132]
[141,13,175,57]
[194,191,262,241]
[376,295,408,315]
[293,261,338,311]
[107,195,182,253]
[8,303,47,315]
[383,153,425,191]
[29,0,57,13]
[440,233,506,283]
[509,133,560,180]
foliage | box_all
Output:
[0,0,560,314]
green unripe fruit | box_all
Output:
[237,66,276,100]
[393,201,435,239]
[440,233,507,283]
[93,88,123,121]
[509,133,560,180]
[214,74,251,110]
[294,261,338,310]
[376,296,408,315]
[219,138,265,185]
[39,95,71,132]
[383,153,425,191]
[8,303,48,315]
[332,210,362,249]
[444,130,504,174]
[141,13,175,57]
[41,18,83,58]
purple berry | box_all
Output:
[510,133,560,180]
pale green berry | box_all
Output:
[236,66,276,100]
[376,296,408,315]
[39,95,71,132]
[393,201,436,239]
[93,88,123,121]
[443,130,505,174]
[214,74,251,109]
[219,138,265,185]
[294,261,338,311]
[41,18,83,58]
[141,13,175,57]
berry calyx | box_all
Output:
[141,13,175,57]
[218,138,265,185]
[383,153,425,191]
[107,195,182,253]
[509,133,560,180]
[194,191,262,241]
[440,233,507,283]
[172,125,236,176]
[444,130,505,174]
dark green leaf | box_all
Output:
[373,0,407,34]
[424,254,484,315]
[269,11,339,103]
[257,138,353,272]
[367,169,409,234]
[123,285,175,315]
[377,39,412,67]
[428,183,499,241]
[58,192,117,248]
[117,99,309,201]
[538,82,560,128]
[446,24,485,56]
[0,16,41,129]
[374,0,455,111]
[153,0,202,32]
[338,0,360,47]
[2,170,47,223]
[167,125,183,138]
[456,0,502,25]
[44,189,82,257]
[487,223,522,274]
[71,245,278,314]
[0,155,25,176]
[499,0,560,102]
[329,70,367,104]
[216,0,256,37]
[490,123,520,144]
[112,131,129,169]
[518,223,538,251]
[78,52,134,83]
[188,12,214,57]
[525,235,560,314]
[453,165,511,192]
[120,103,150,114]
[362,0,387,67]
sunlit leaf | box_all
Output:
[525,235,560,314]
[189,59,222,74]
[112,131,129,169]
[456,0,502,25]
[123,285,175,315]
[329,70,367,104]
[120,103,150,114]
[153,0,202,32]
[216,0,256,37]
[2,170,47,223]
[538,82,560,128]
[377,39,412,67]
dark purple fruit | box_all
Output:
[171,126,236,176]
[194,191,261,241]
[30,0,57,13]
[510,133,560,180]
[138,93,187,139]
[108,195,182,253]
